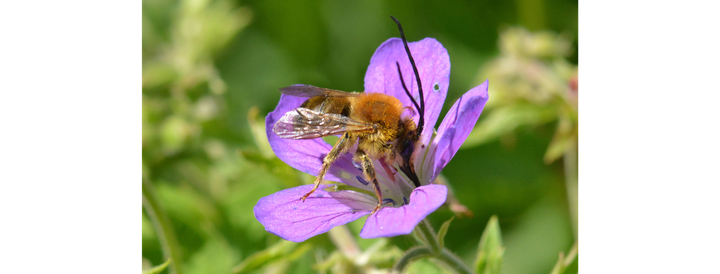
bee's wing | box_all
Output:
[273,108,374,139]
[280,85,360,98]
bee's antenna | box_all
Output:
[391,15,425,137]
[395,62,421,120]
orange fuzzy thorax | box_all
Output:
[352,93,404,130]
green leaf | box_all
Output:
[549,242,578,274]
[365,245,403,269]
[462,103,558,148]
[185,237,240,274]
[247,106,274,159]
[404,258,447,274]
[543,115,577,164]
[143,259,172,274]
[232,241,298,274]
[474,215,504,274]
[437,216,455,248]
[313,251,343,272]
[549,254,566,274]
[155,182,220,238]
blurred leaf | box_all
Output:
[143,61,179,89]
[143,180,184,274]
[254,244,313,274]
[231,240,303,274]
[236,149,299,187]
[174,0,251,62]
[474,215,504,274]
[314,251,343,273]
[247,106,274,159]
[549,252,570,274]
[156,182,220,238]
[143,213,157,241]
[405,258,449,274]
[261,247,315,274]
[543,116,577,164]
[160,115,193,155]
[462,103,557,148]
[435,174,474,218]
[221,165,284,240]
[365,245,403,269]
[286,243,313,261]
[501,197,573,274]
[549,242,578,274]
[498,27,571,59]
[143,259,172,274]
[356,238,396,266]
[437,217,455,249]
[185,237,240,274]
[327,226,361,259]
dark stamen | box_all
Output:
[391,15,425,137]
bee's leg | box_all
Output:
[354,150,384,215]
[301,133,354,201]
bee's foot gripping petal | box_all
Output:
[300,192,312,202]
[371,199,387,215]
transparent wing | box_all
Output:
[273,108,375,139]
[280,85,360,98]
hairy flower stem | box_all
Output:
[437,249,475,274]
[143,179,183,274]
[394,219,475,274]
[393,247,433,273]
[564,139,578,239]
[418,219,441,253]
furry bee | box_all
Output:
[272,16,425,214]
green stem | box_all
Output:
[417,219,441,254]
[143,179,183,274]
[393,247,433,273]
[395,219,475,274]
[564,138,578,239]
[437,249,475,274]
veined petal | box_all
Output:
[265,94,371,191]
[359,184,447,238]
[254,184,375,242]
[429,80,489,182]
[364,38,450,145]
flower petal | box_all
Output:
[359,184,447,238]
[265,94,371,190]
[429,80,489,182]
[364,38,450,144]
[254,184,375,242]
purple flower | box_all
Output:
[254,37,489,242]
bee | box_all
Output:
[273,16,425,214]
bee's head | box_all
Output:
[397,118,420,163]
[395,117,420,185]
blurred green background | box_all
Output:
[142,0,578,273]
